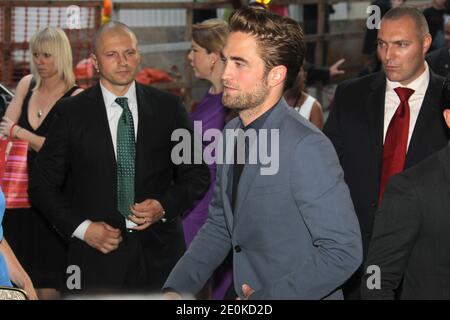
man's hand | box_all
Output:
[128,199,166,231]
[84,222,123,254]
[329,58,346,78]
[241,284,255,300]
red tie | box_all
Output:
[379,87,414,203]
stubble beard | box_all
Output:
[222,78,269,111]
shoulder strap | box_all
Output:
[28,77,36,93]
[298,95,316,120]
[21,77,36,103]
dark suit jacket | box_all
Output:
[29,82,210,291]
[426,47,450,78]
[362,145,450,299]
[324,70,448,256]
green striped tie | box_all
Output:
[115,97,135,218]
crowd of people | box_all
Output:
[1,2,450,300]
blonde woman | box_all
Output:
[0,27,82,299]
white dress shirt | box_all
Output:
[72,81,139,240]
[384,62,430,149]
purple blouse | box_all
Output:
[182,91,226,246]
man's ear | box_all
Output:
[444,109,450,129]
[91,53,99,72]
[267,65,287,88]
[135,48,142,65]
[422,33,432,55]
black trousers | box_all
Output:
[63,230,170,297]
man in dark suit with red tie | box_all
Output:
[324,6,450,299]
[29,22,210,294]
[362,76,450,299]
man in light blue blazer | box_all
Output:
[163,6,362,300]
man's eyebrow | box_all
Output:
[230,56,249,64]
[221,51,249,64]
[377,38,410,44]
[392,40,410,44]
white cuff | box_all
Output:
[72,220,93,240]
[126,218,137,229]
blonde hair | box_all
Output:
[29,27,75,90]
[192,19,228,54]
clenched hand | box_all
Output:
[84,222,123,254]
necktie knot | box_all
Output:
[394,87,414,103]
[115,97,129,109]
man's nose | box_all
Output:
[221,63,232,81]
[385,45,394,61]
[118,54,128,65]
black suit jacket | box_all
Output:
[324,70,448,256]
[362,145,450,299]
[426,47,450,78]
[29,82,210,291]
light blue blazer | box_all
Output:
[164,99,362,299]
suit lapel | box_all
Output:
[233,139,259,219]
[86,83,121,223]
[232,100,286,228]
[134,83,154,186]
[406,71,443,168]
[87,82,117,167]
[221,119,241,233]
[365,73,386,175]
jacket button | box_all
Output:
[234,245,242,253]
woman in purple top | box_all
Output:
[184,19,231,299]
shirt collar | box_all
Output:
[100,80,137,109]
[386,62,429,95]
[239,104,276,132]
